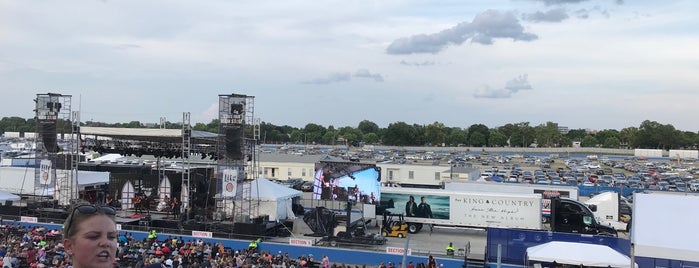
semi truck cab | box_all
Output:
[550,198,618,237]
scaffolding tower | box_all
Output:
[181,112,192,216]
[215,94,258,223]
[34,93,75,207]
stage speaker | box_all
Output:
[224,127,243,160]
[40,121,58,153]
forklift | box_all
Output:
[381,211,408,238]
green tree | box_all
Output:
[580,135,598,147]
[489,130,508,147]
[290,130,304,144]
[467,124,490,146]
[381,122,418,146]
[357,120,380,134]
[565,129,587,142]
[595,129,619,145]
[619,127,638,148]
[339,126,362,146]
[303,123,326,144]
[469,132,487,147]
[424,122,447,146]
[322,129,338,145]
[446,127,468,146]
[603,137,621,148]
[363,132,380,144]
[534,122,563,147]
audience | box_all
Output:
[0,222,432,268]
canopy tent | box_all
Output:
[243,178,303,221]
[526,241,636,268]
[0,190,20,203]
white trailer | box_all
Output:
[380,187,543,233]
[443,182,579,222]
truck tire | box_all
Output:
[408,223,422,234]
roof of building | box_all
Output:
[80,126,217,144]
[257,153,342,164]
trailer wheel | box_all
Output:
[381,231,388,237]
[329,240,338,247]
[397,233,404,238]
[408,223,422,234]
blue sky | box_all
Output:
[1,0,697,132]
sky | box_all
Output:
[1,0,698,132]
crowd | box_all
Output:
[0,221,375,268]
[0,221,333,268]
[0,222,67,268]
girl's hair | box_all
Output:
[62,203,116,239]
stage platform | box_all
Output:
[115,210,183,229]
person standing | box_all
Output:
[62,203,118,268]
[322,254,330,268]
[427,255,437,268]
[171,197,182,219]
[417,196,433,218]
[405,196,418,217]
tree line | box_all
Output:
[0,116,696,150]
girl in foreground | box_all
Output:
[62,204,118,268]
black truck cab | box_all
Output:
[550,197,617,237]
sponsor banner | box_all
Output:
[40,159,52,185]
[289,238,314,247]
[116,224,122,230]
[192,231,213,238]
[222,168,238,198]
[21,216,38,223]
[386,247,412,255]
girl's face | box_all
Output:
[63,214,117,268]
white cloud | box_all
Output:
[386,10,537,54]
[474,74,533,99]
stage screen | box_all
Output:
[313,161,381,204]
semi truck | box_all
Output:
[379,187,617,237]
[443,181,579,223]
[583,191,632,231]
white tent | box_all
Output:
[244,178,303,221]
[0,190,20,203]
[526,241,636,268]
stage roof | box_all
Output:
[81,126,218,144]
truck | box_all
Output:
[379,187,617,237]
[381,187,543,233]
[583,191,632,231]
[443,181,579,223]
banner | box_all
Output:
[40,159,52,185]
[221,168,238,198]
[290,238,314,247]
[386,247,411,255]
[192,231,213,238]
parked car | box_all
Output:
[281,178,304,188]
[300,181,314,192]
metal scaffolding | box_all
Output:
[34,93,75,206]
[215,94,258,223]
